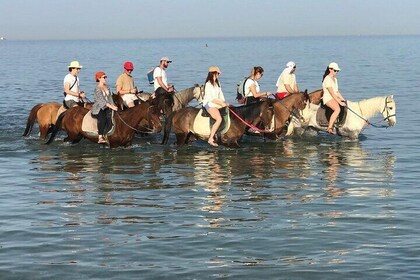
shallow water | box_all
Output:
[0,36,419,279]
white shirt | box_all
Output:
[63,73,80,101]
[153,67,168,91]
[244,79,260,97]
[203,81,225,108]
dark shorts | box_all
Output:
[64,100,79,109]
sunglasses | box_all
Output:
[330,68,339,73]
[126,69,133,72]
[102,76,107,79]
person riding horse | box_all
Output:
[152,57,175,117]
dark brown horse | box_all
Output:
[162,100,273,147]
[265,91,309,139]
[46,101,162,148]
[23,101,93,139]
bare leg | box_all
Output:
[207,107,222,146]
[326,100,341,134]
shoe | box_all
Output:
[248,128,261,134]
[208,140,218,147]
[98,136,107,144]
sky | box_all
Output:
[0,0,419,40]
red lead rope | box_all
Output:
[228,107,273,133]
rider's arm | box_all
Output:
[64,83,78,97]
[250,84,270,98]
[284,84,295,94]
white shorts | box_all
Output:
[121,93,138,106]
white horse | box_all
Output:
[290,95,396,139]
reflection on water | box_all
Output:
[23,138,398,274]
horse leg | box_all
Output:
[175,133,188,145]
[39,125,50,139]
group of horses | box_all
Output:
[23,85,397,148]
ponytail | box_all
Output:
[322,67,330,82]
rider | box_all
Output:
[92,72,118,144]
[203,66,229,147]
[153,56,174,97]
[275,61,299,99]
[116,61,138,108]
[244,66,272,104]
[322,62,346,134]
[63,61,86,108]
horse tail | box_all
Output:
[23,103,43,136]
[45,111,66,145]
[161,111,175,145]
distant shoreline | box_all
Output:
[2,34,420,42]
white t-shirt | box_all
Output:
[322,75,339,104]
[244,79,260,97]
[63,73,80,101]
[153,67,168,91]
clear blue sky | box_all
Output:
[1,0,419,40]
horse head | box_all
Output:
[193,84,205,103]
[382,95,396,126]
[296,90,309,111]
[147,103,163,133]
[260,100,275,131]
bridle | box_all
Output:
[381,96,396,123]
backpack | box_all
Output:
[147,68,155,84]
[236,77,248,104]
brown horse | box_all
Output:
[308,88,323,105]
[162,100,273,147]
[284,88,324,137]
[46,101,162,148]
[23,101,94,139]
[265,91,309,139]
[23,102,61,139]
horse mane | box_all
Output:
[353,96,387,119]
[230,101,264,120]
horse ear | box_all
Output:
[304,89,308,94]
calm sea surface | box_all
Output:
[0,36,419,279]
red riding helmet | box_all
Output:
[124,61,134,70]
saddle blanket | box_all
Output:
[193,109,230,137]
[82,111,115,137]
[55,105,67,123]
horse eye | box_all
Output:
[389,107,393,110]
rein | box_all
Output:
[115,106,155,133]
[228,107,273,133]
[345,98,393,128]
[276,98,302,120]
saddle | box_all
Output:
[316,103,347,127]
[193,107,230,137]
[81,111,116,137]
